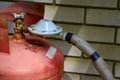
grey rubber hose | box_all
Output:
[63,32,114,80]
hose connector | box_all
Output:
[64,32,73,43]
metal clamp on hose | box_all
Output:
[91,52,100,62]
[65,32,73,43]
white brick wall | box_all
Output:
[45,5,85,23]
[78,26,115,43]
[56,0,117,8]
[115,63,120,77]
[82,75,102,80]
[86,9,120,26]
[64,57,113,75]
[91,43,120,60]
[56,24,115,43]
[63,73,80,80]
[117,28,120,44]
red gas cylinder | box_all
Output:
[0,2,64,80]
[0,35,64,80]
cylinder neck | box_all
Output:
[12,17,28,43]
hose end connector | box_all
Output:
[63,32,73,43]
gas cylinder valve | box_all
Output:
[7,12,29,42]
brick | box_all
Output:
[44,5,84,23]
[50,40,82,57]
[82,75,120,80]
[56,23,82,34]
[86,9,120,26]
[64,57,113,75]
[119,0,120,9]
[116,28,120,44]
[50,40,72,56]
[56,0,117,8]
[56,23,115,43]
[91,43,120,61]
[63,73,80,80]
[64,57,98,75]
[115,63,120,78]
[78,26,115,43]
[9,0,53,3]
[49,23,82,57]
[82,75,102,80]
[44,5,58,20]
[50,24,115,57]
[66,46,82,57]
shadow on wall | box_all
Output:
[63,73,75,80]
[44,5,84,23]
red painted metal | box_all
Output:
[0,2,44,25]
[0,2,64,80]
[0,22,9,54]
[0,35,64,80]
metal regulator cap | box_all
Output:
[12,12,26,19]
[28,19,62,35]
